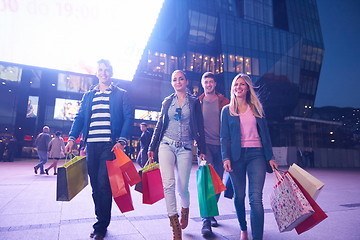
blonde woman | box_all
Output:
[220,73,278,240]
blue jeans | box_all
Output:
[229,148,266,240]
[86,142,114,235]
[35,150,48,173]
[158,136,193,216]
[198,143,224,222]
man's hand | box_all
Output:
[65,141,74,153]
[148,151,154,163]
[223,159,232,172]
[111,142,125,152]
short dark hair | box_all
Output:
[55,131,61,136]
[97,59,113,74]
[201,72,216,82]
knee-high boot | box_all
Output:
[169,214,182,240]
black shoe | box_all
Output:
[201,220,213,238]
[45,169,49,175]
[210,216,218,227]
[34,167,38,174]
[94,234,104,240]
[90,231,95,238]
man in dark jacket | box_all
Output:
[65,59,133,240]
[136,122,151,167]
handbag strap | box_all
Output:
[273,169,285,185]
[65,153,76,163]
[142,158,159,173]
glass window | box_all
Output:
[251,24,258,50]
[210,57,216,73]
[252,58,259,75]
[245,57,251,75]
[228,54,235,72]
[0,65,22,82]
[273,30,280,54]
[236,56,244,73]
[243,23,250,49]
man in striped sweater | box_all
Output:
[65,59,133,240]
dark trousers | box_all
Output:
[86,142,114,235]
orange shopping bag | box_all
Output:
[113,148,141,186]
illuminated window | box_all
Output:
[245,57,251,75]
[236,56,244,72]
[228,54,235,72]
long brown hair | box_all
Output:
[229,73,264,118]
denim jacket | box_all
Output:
[68,85,134,144]
[220,105,274,173]
[149,93,206,155]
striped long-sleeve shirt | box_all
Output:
[87,88,112,142]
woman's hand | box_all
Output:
[269,160,278,171]
[148,151,154,163]
[223,159,232,172]
[111,142,124,152]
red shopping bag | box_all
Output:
[288,172,328,234]
[106,160,127,198]
[121,161,141,186]
[114,181,134,213]
[142,168,164,204]
[208,164,226,194]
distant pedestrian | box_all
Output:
[0,138,5,161]
[45,131,65,175]
[34,126,51,174]
[136,122,151,168]
[5,137,17,162]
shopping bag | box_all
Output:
[270,170,314,232]
[224,174,234,199]
[208,164,226,194]
[142,167,164,204]
[106,160,127,198]
[288,163,325,200]
[120,161,141,186]
[287,172,328,234]
[134,170,143,193]
[56,155,88,201]
[113,148,131,166]
[114,181,134,213]
[113,148,141,186]
[196,165,219,217]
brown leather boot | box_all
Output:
[169,214,182,240]
[180,207,189,229]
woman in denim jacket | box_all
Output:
[148,70,206,240]
[221,73,278,240]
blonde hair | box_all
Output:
[229,73,264,118]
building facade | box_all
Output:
[0,0,331,159]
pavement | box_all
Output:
[0,158,359,240]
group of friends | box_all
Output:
[33,59,278,240]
